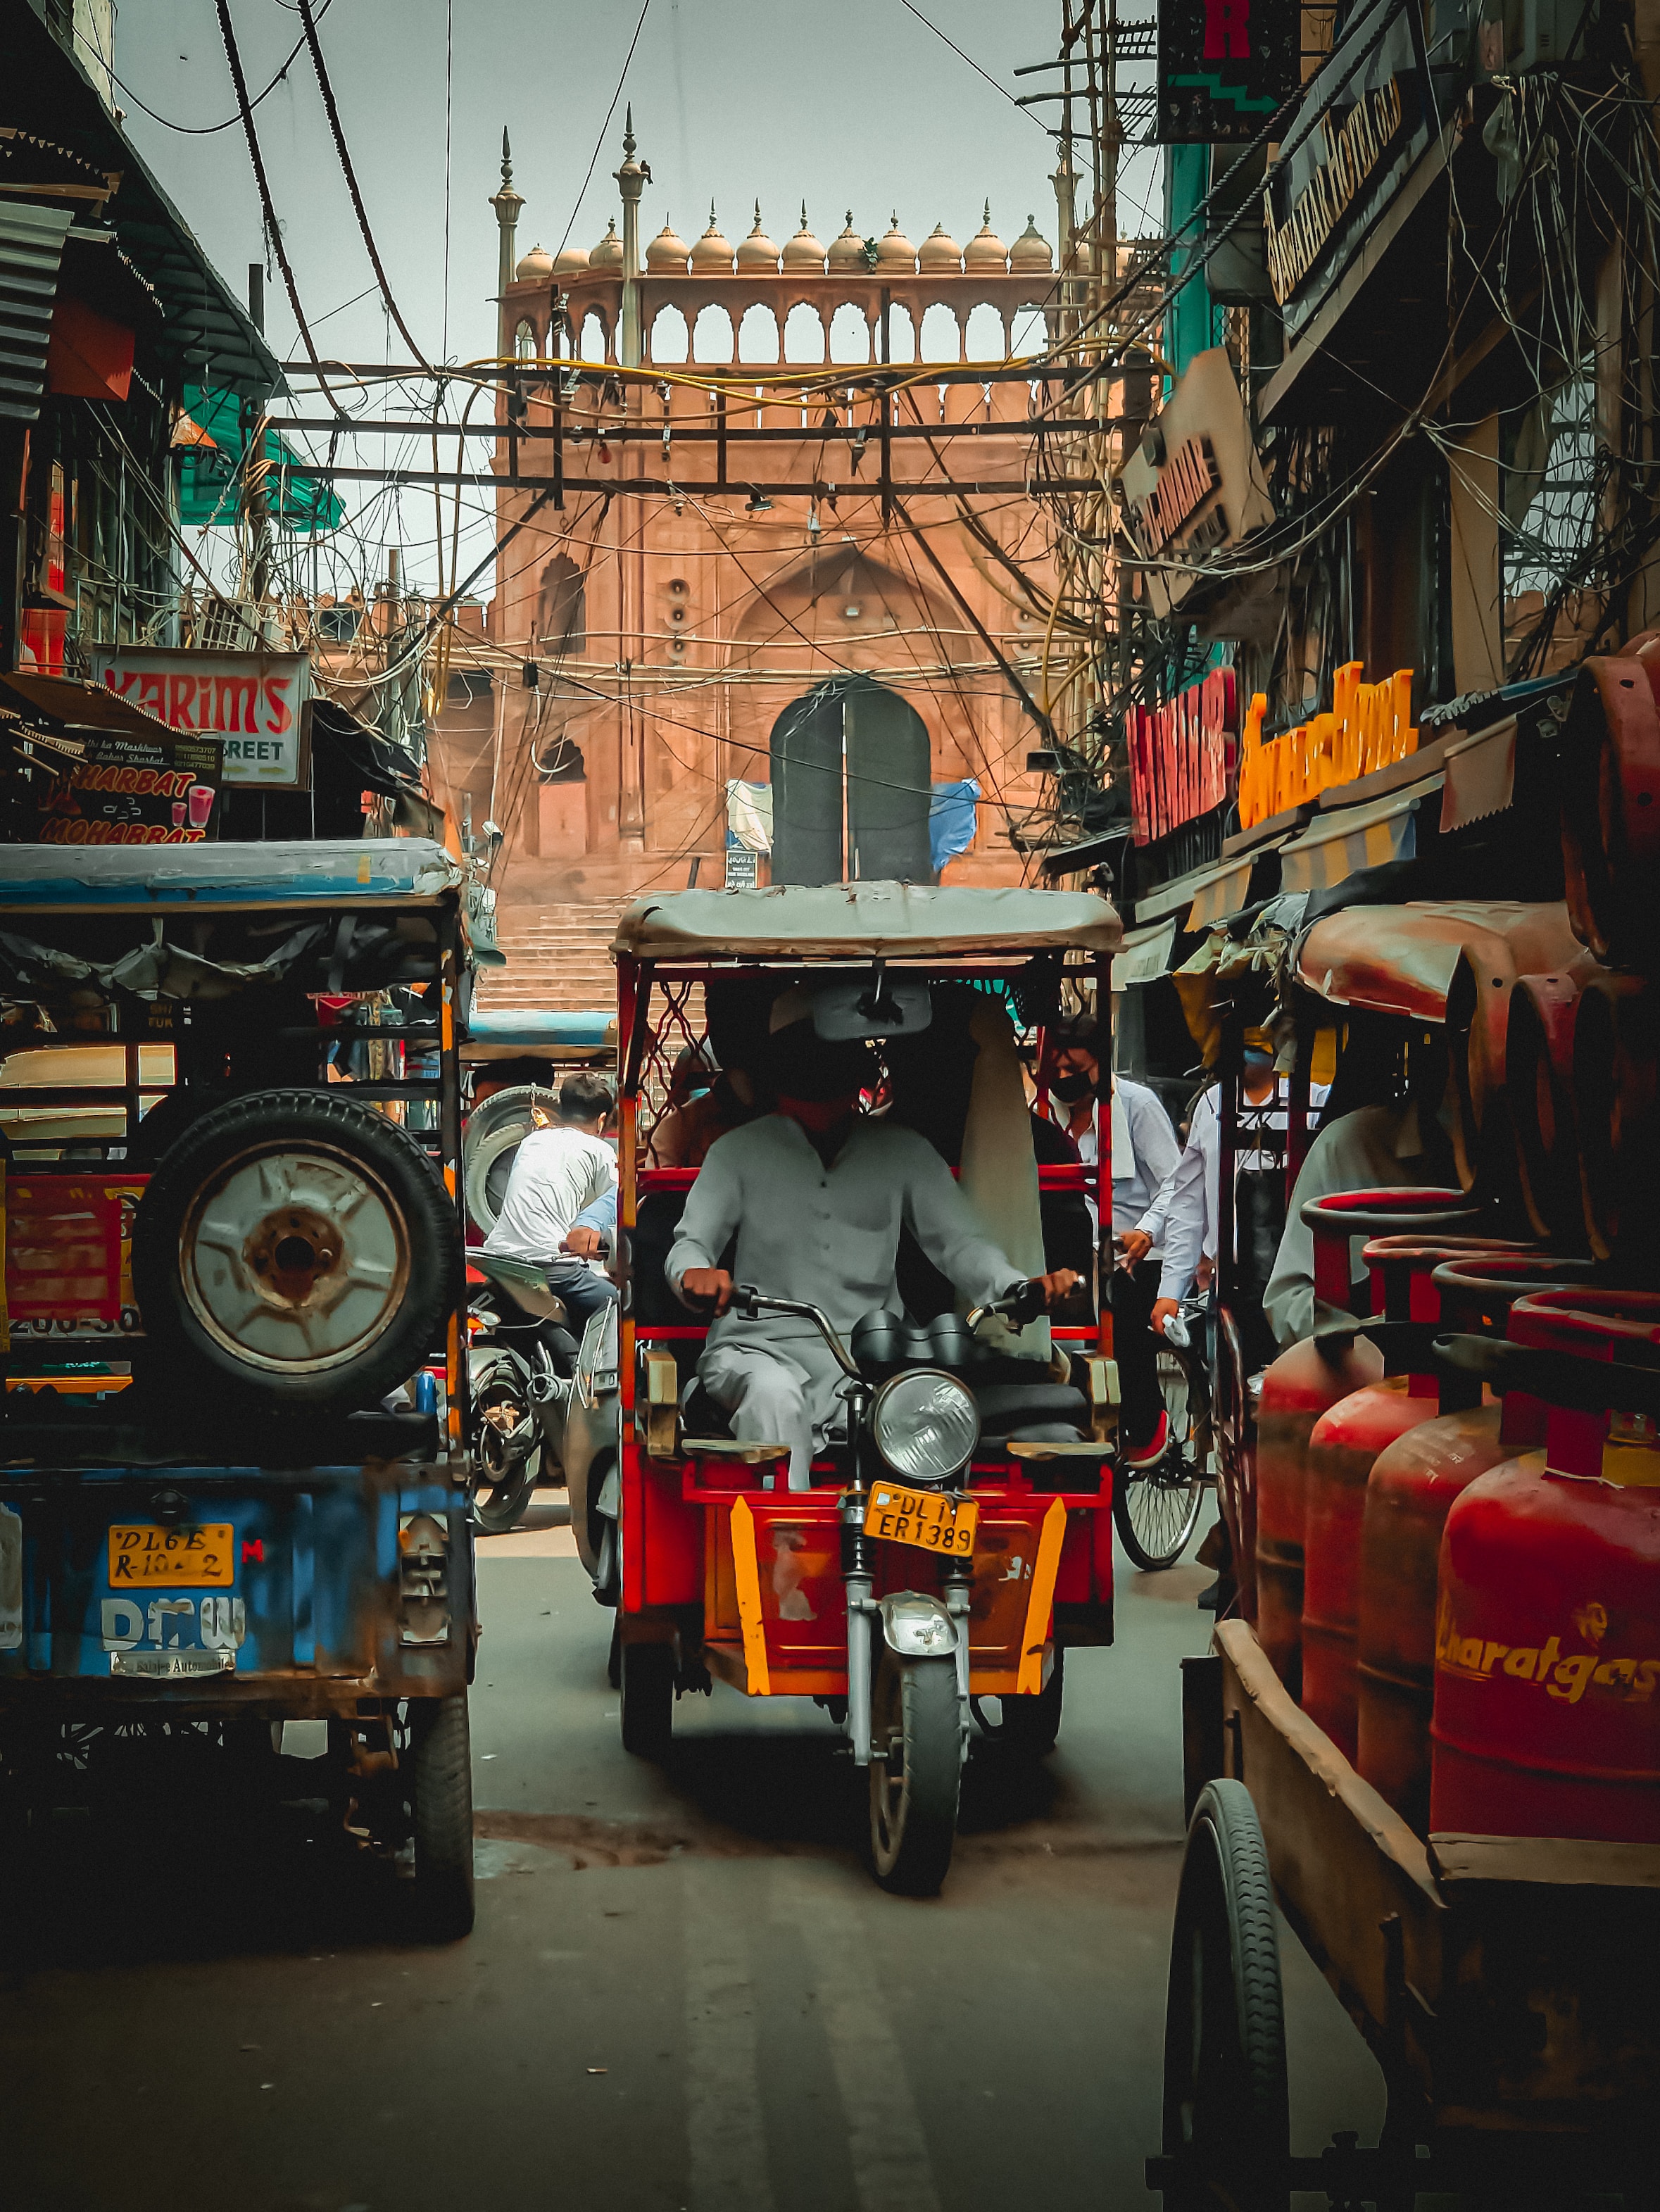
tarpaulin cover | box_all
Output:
[929,779,981,874]
[0,838,463,909]
[612,881,1121,960]
[1295,900,1583,1019]
[464,1009,616,1053]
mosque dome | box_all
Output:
[515,241,553,282]
[690,203,734,272]
[918,221,962,272]
[553,241,591,277]
[590,218,624,270]
[826,210,867,272]
[1010,215,1053,272]
[875,213,916,271]
[963,202,1008,271]
[736,201,780,272]
[646,217,690,272]
[781,203,826,272]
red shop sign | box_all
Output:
[1126,666,1238,846]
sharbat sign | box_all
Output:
[1157,0,1300,143]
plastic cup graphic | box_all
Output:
[171,801,187,827]
[187,783,214,831]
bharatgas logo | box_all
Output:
[1435,1595,1660,1706]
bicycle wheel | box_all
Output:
[1114,1341,1207,1571]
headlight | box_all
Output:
[872,1369,979,1484]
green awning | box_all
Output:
[177,384,342,532]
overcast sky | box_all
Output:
[113,1,1159,595]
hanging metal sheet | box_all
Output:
[0,202,73,423]
[1112,917,1178,990]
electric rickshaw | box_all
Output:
[610,881,1124,1893]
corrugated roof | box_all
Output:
[0,199,71,421]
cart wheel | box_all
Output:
[620,1639,674,1759]
[1160,1779,1288,2212]
[869,1647,963,1896]
[974,1647,1065,1756]
[1115,1344,1207,1571]
[408,1694,476,1942]
[606,1616,622,1690]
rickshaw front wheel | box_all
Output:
[868,1647,962,1897]
[620,1639,674,1759]
[409,1694,476,1942]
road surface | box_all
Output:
[0,1504,1384,2211]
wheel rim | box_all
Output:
[869,1659,907,1873]
[473,1374,536,1509]
[180,1141,410,1375]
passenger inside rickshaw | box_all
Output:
[665,984,1084,1490]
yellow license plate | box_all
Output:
[108,1523,234,1588]
[866,1481,977,1557]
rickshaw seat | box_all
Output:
[971,1381,1090,1435]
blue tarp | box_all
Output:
[0,840,461,908]
[929,779,981,874]
[464,1009,614,1051]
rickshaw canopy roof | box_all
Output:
[612,881,1122,962]
[0,839,464,912]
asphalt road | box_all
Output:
[0,1505,1387,2212]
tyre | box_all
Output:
[470,1347,541,1533]
[1160,1779,1289,2212]
[976,1646,1065,1756]
[620,1637,674,1759]
[606,1615,622,1690]
[131,1088,462,1416]
[409,1693,475,1941]
[463,1086,542,1238]
[1115,1343,1207,1571]
[868,1647,963,1896]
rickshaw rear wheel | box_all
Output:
[869,1647,962,1896]
[409,1694,476,1942]
[620,1639,674,1759]
[1159,1779,1289,2212]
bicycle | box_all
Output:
[1112,1293,1212,1572]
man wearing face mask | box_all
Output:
[668,993,1079,1491]
[1043,1013,1180,1468]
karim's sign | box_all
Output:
[1157,0,1300,144]
[90,648,313,788]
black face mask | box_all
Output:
[1049,1071,1094,1103]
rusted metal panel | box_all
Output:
[1296,899,1582,1022]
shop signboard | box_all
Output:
[1118,348,1276,621]
[27,726,222,845]
[1157,0,1301,143]
[89,647,313,789]
[1127,666,1238,845]
[1263,0,1430,337]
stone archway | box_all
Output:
[769,674,933,886]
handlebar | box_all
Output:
[726,1286,862,1378]
[964,1280,1047,1333]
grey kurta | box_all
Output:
[666,1112,1024,1476]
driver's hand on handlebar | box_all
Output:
[561,1225,607,1259]
[1032,1269,1082,1309]
[679,1267,736,1316]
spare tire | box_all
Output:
[132,1088,463,1414]
[463,1084,542,1238]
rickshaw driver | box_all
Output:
[669,1003,1081,1491]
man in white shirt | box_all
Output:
[1043,1014,1179,1468]
[669,1007,1078,1491]
[480,1071,619,1333]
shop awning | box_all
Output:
[1295,899,1583,1020]
[178,384,342,531]
[1278,776,1442,895]
[1439,717,1517,831]
[1111,917,1178,990]
[0,201,73,422]
[1133,848,1270,932]
[0,669,175,738]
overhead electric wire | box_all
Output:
[70,0,334,136]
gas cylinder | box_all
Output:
[1431,1290,1660,1845]
[1254,1188,1478,1696]
[1300,1231,1533,1758]
[1354,1252,1595,1826]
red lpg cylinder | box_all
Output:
[1431,1290,1660,1845]
[1301,1231,1531,1757]
[1255,1188,1478,1696]
[1355,1252,1596,1827]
